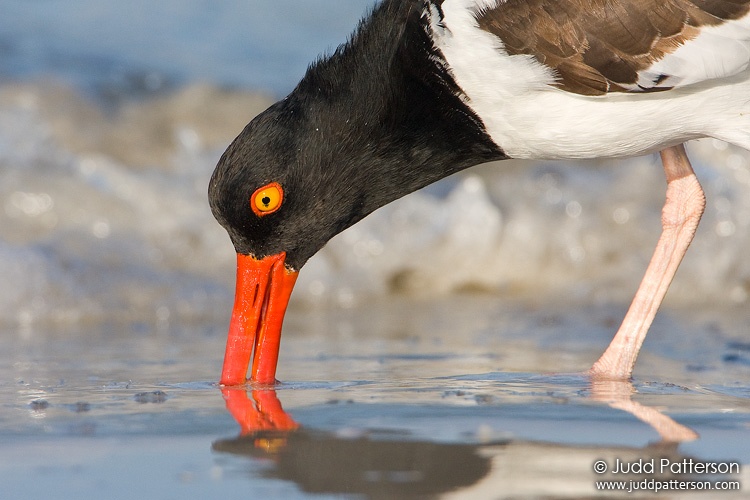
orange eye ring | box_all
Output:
[251,182,284,216]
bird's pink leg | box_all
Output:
[590,144,706,380]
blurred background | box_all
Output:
[1,0,750,330]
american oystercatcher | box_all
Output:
[209,0,750,385]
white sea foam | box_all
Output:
[1,82,749,326]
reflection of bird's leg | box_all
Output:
[589,378,698,442]
[590,144,706,380]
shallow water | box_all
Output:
[1,1,749,498]
[2,298,749,498]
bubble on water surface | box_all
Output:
[29,399,49,411]
[134,391,169,404]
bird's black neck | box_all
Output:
[284,0,505,219]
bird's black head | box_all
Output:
[209,0,504,271]
[208,92,374,271]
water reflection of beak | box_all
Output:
[220,387,299,453]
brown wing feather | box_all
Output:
[475,0,750,95]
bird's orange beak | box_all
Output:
[220,253,298,386]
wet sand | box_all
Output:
[2,296,748,499]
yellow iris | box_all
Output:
[252,183,283,215]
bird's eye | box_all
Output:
[251,182,284,216]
